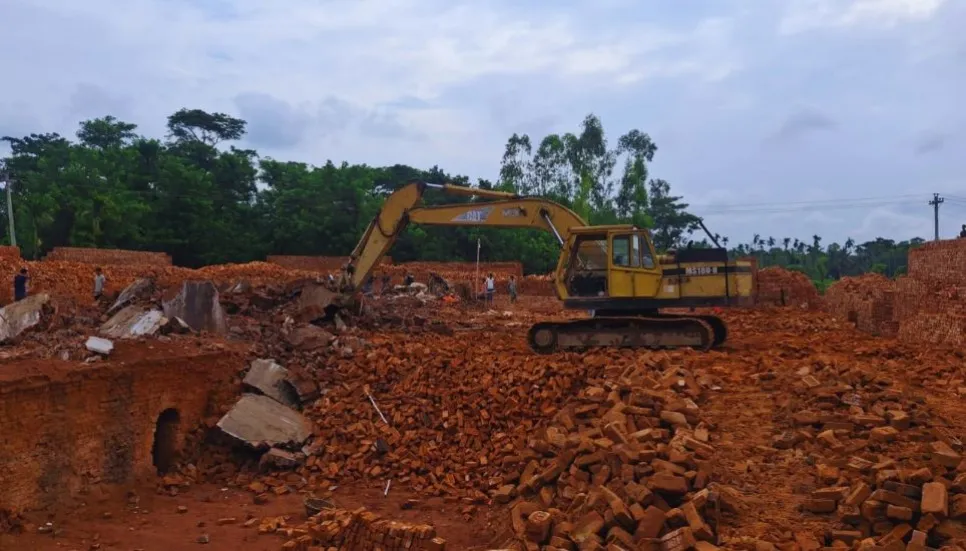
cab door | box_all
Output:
[608,232,661,298]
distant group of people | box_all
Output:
[10,266,106,303]
[481,273,517,305]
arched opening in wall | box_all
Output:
[847,310,859,326]
[152,408,181,475]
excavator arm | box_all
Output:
[344,181,587,291]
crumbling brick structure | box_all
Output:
[44,247,172,266]
[267,255,392,272]
[0,347,240,513]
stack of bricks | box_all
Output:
[897,239,966,345]
[754,267,822,309]
[272,506,444,551]
[827,239,966,345]
[268,255,393,272]
[43,247,172,266]
[824,274,899,337]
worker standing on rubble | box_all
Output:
[508,275,518,303]
[381,273,391,294]
[485,273,495,305]
[93,267,106,301]
[13,267,28,302]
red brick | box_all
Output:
[921,482,948,518]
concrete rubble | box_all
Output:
[162,280,228,334]
[108,277,155,315]
[84,336,114,355]
[294,283,340,322]
[243,359,300,408]
[100,305,165,339]
[0,293,50,343]
[215,394,313,449]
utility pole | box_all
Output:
[929,193,945,241]
[0,169,14,248]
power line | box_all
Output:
[699,199,911,216]
[688,193,922,210]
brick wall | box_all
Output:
[0,246,20,261]
[0,348,240,513]
[44,247,172,266]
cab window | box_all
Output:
[629,235,641,267]
[612,236,632,267]
[641,237,655,269]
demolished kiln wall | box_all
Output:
[44,247,172,266]
[267,255,393,272]
[0,350,239,513]
[824,274,899,337]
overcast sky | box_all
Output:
[1,0,964,247]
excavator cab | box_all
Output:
[560,226,662,300]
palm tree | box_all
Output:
[782,237,791,251]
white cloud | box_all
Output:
[780,0,947,34]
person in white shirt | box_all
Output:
[93,267,107,301]
[485,273,495,305]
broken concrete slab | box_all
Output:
[295,283,340,322]
[216,394,313,448]
[108,278,154,315]
[0,293,51,343]
[286,324,334,351]
[85,336,114,355]
[100,305,165,339]
[243,359,300,408]
[162,280,227,334]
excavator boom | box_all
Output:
[345,181,586,290]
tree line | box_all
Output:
[0,109,923,278]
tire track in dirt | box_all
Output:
[707,383,827,543]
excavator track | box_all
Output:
[527,314,726,354]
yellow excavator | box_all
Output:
[342,181,754,353]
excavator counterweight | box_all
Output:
[343,180,754,353]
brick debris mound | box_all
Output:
[824,274,898,336]
[755,267,822,309]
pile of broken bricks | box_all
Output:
[772,365,966,549]
[488,361,736,551]
[269,506,445,551]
